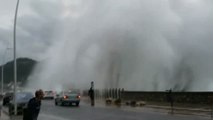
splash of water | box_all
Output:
[26,0,213,91]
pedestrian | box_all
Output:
[23,89,44,120]
[88,85,95,106]
[166,89,174,114]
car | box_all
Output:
[2,92,13,106]
[55,91,80,106]
[8,92,34,115]
[43,91,55,99]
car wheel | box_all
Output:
[55,101,58,106]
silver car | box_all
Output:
[55,91,80,106]
[8,92,34,115]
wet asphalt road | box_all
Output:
[38,100,209,120]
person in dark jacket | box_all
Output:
[88,87,94,106]
[166,89,174,114]
[23,89,44,120]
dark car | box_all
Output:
[8,92,34,115]
[3,92,13,106]
[55,91,80,106]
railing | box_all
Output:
[83,88,124,100]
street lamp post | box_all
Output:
[13,0,20,115]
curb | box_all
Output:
[129,104,213,118]
[0,110,10,120]
[1,106,9,115]
[1,107,23,120]
[95,99,213,118]
[146,105,212,113]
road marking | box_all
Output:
[39,113,76,120]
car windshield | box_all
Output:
[64,91,78,95]
[16,92,34,103]
[45,91,53,94]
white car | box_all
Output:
[43,91,55,99]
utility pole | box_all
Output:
[13,0,20,115]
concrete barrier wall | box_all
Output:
[83,89,213,105]
[121,91,213,105]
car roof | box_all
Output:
[4,92,14,96]
[44,90,53,92]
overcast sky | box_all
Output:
[1,0,212,62]
[1,0,213,91]
[0,0,73,61]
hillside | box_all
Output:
[0,58,37,86]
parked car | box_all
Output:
[8,92,34,115]
[43,90,55,99]
[2,92,13,106]
[55,91,80,106]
